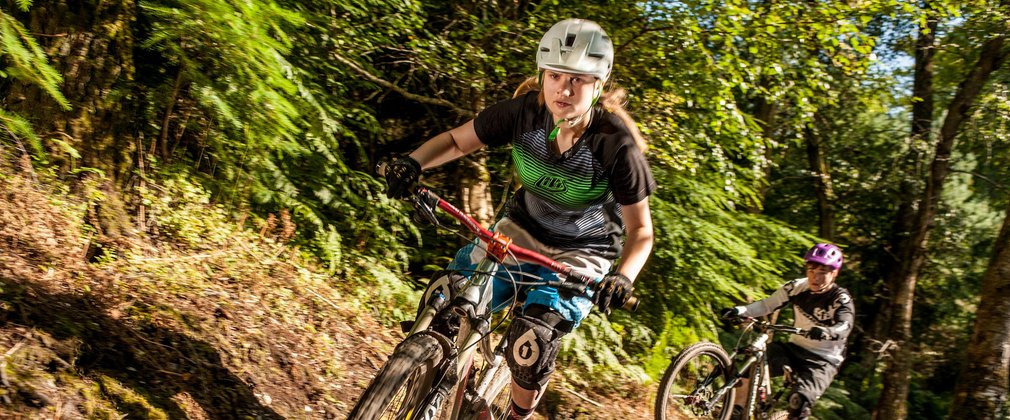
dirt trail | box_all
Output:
[0,173,653,419]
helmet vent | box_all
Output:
[565,34,576,47]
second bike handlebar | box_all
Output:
[378,163,639,312]
[729,317,809,337]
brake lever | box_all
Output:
[548,280,640,312]
[412,195,441,226]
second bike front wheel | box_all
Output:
[655,341,736,420]
[348,333,445,420]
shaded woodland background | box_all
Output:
[0,0,1008,418]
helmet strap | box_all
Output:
[547,107,593,143]
[547,121,563,142]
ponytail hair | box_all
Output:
[599,87,648,152]
[513,76,540,98]
[514,76,648,152]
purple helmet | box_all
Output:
[804,243,843,270]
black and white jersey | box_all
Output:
[473,91,656,258]
[739,278,855,366]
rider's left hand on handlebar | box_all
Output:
[594,273,633,314]
[384,156,421,199]
[807,325,834,340]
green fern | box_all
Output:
[0,7,70,162]
[11,0,31,12]
[559,314,651,388]
[0,12,69,110]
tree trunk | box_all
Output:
[158,68,186,159]
[804,123,834,240]
[861,14,939,393]
[23,1,136,180]
[948,200,1010,419]
[3,0,137,237]
[458,85,494,227]
[745,89,777,214]
[874,32,1008,420]
[458,152,495,227]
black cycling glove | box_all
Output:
[720,307,742,320]
[594,273,632,314]
[807,325,834,340]
[385,157,421,199]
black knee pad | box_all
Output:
[787,392,812,420]
[506,313,563,390]
[418,270,467,312]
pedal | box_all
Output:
[399,320,415,333]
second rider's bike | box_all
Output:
[654,317,808,420]
[348,175,638,420]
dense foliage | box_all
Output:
[1,0,1007,418]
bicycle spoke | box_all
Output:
[379,366,424,420]
[656,342,734,420]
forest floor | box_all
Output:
[0,170,655,419]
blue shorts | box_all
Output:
[445,218,612,329]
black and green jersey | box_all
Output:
[473,91,656,258]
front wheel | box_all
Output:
[348,334,445,420]
[655,341,736,420]
[478,358,513,418]
[457,353,512,419]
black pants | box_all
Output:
[766,341,838,404]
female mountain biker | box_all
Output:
[383,18,656,419]
[720,243,855,420]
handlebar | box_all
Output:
[378,162,639,312]
[739,319,808,337]
[730,317,808,337]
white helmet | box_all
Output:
[536,19,613,81]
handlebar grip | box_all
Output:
[623,295,640,312]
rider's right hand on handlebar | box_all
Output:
[807,325,833,340]
[719,307,742,320]
[384,157,421,199]
[594,273,633,314]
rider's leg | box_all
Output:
[416,270,468,311]
[488,218,609,418]
[504,252,603,414]
[505,304,572,419]
[729,342,792,420]
[410,240,485,322]
[784,343,838,420]
[787,392,812,420]
[508,398,536,420]
[729,376,748,420]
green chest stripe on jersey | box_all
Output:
[512,146,609,208]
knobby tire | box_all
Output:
[655,341,736,420]
[348,334,444,420]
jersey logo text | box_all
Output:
[535,176,567,193]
